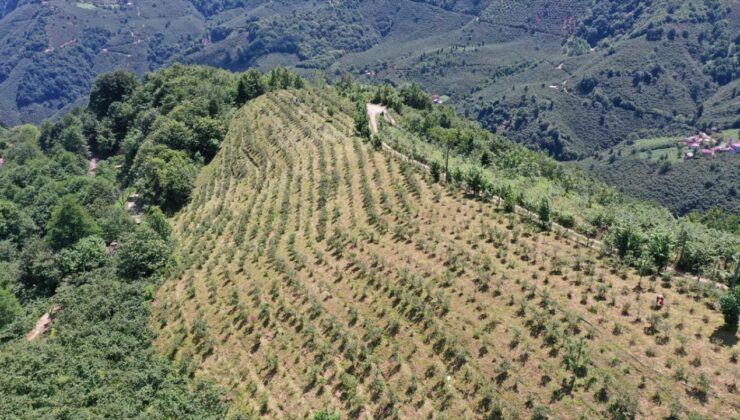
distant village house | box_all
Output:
[681,131,739,160]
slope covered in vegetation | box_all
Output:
[0,65,259,417]
[0,62,738,418]
[153,83,739,418]
[2,0,737,167]
[0,126,227,418]
[0,0,307,125]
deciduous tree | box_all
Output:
[538,197,552,231]
[236,69,267,105]
[719,286,740,329]
[46,197,101,250]
[0,288,21,329]
[647,229,675,273]
[89,70,138,118]
[117,225,173,279]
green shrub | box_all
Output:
[0,288,21,329]
[719,287,740,328]
[46,197,101,251]
[116,225,173,279]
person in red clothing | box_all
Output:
[655,295,665,309]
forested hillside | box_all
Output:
[580,148,740,216]
[1,0,736,163]
[0,0,733,217]
[0,65,251,417]
[0,0,312,125]
[0,122,227,417]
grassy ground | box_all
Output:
[613,137,682,164]
[153,88,739,418]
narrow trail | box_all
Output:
[367,103,390,135]
[368,103,428,173]
[126,194,143,224]
[26,305,60,341]
[365,104,728,291]
[88,158,98,175]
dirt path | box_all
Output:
[88,158,98,175]
[366,103,585,240]
[26,305,60,341]
[367,103,428,172]
[126,193,143,224]
[366,103,386,136]
[367,103,397,135]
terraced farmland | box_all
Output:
[153,88,739,418]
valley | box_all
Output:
[0,0,736,216]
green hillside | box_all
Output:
[0,123,227,417]
[1,0,736,168]
[0,0,737,227]
[0,64,260,417]
[0,0,308,125]
[0,61,738,418]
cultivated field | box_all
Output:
[153,88,739,418]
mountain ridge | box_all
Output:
[0,0,736,163]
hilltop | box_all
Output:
[152,83,739,418]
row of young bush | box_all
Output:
[347,81,740,328]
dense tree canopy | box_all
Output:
[0,200,35,245]
[236,69,267,105]
[0,288,21,329]
[117,225,173,279]
[719,286,740,329]
[0,84,228,415]
[88,70,139,118]
[46,197,101,251]
[131,143,199,214]
[57,236,107,276]
[400,83,432,110]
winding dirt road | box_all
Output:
[366,103,395,135]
